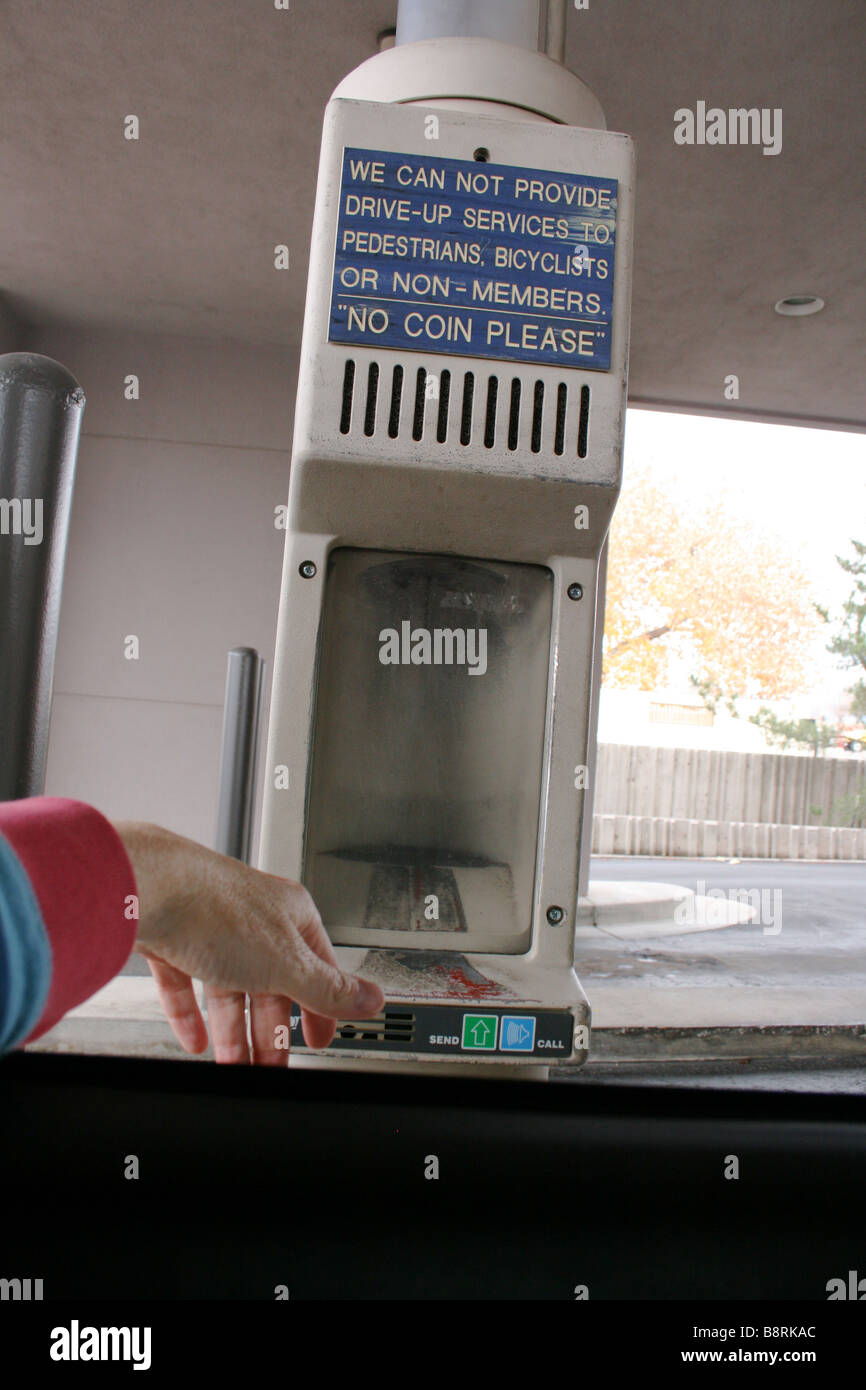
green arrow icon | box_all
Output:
[461,1013,498,1050]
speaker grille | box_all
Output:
[336,358,590,456]
[337,1009,415,1045]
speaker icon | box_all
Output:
[500,1016,536,1052]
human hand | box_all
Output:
[113,821,384,1064]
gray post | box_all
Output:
[579,536,608,897]
[215,647,265,862]
[0,353,85,800]
[545,0,566,63]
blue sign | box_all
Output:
[329,148,617,371]
[500,1015,537,1052]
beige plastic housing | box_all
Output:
[259,96,635,1067]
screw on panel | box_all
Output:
[546,906,565,925]
[299,561,317,578]
[473,147,490,162]
[567,583,583,601]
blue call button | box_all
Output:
[499,1015,536,1052]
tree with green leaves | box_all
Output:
[750,537,866,755]
[820,538,866,720]
[747,708,840,756]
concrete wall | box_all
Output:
[594,742,866,829]
[29,326,298,847]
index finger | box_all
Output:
[296,908,341,1044]
[295,905,385,1038]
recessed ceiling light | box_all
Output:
[774,294,825,317]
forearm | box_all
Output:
[113,820,198,954]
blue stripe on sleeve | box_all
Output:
[0,831,53,1053]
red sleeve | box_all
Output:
[0,797,138,1042]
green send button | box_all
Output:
[461,1014,498,1051]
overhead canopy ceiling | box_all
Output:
[1,0,863,431]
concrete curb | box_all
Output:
[576,880,754,938]
[27,1018,199,1060]
[582,1024,866,1063]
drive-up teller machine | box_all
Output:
[259,18,635,1074]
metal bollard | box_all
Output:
[215,647,265,863]
[0,353,85,800]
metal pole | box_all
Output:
[215,647,265,862]
[395,0,542,50]
[0,353,85,800]
[579,536,608,898]
[545,0,567,64]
